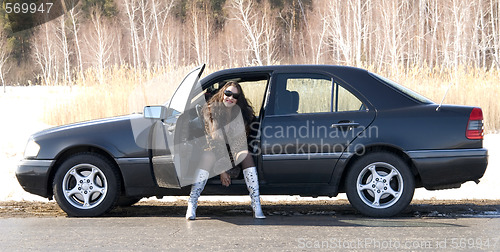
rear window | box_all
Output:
[370,72,434,104]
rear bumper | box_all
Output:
[16,159,54,198]
[407,149,488,189]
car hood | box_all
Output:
[30,113,154,159]
[32,114,143,138]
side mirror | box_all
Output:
[144,105,166,119]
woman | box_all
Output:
[186,81,266,220]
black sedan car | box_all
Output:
[17,65,488,217]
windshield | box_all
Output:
[370,72,434,104]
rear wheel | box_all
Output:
[53,153,121,217]
[345,152,414,217]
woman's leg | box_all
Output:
[241,154,266,219]
[186,151,215,220]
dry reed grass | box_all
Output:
[43,65,499,132]
[43,66,196,125]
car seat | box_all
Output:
[275,90,300,115]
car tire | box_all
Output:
[116,196,142,207]
[345,152,414,217]
[53,153,121,217]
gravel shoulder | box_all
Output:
[1,199,499,218]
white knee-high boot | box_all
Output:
[186,169,209,220]
[243,167,266,219]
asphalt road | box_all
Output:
[1,200,499,251]
[0,215,499,251]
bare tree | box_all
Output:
[229,0,279,65]
[262,1,278,65]
[450,0,472,68]
[68,5,85,81]
[85,8,114,84]
[138,0,154,71]
[190,1,217,65]
[33,23,57,85]
[150,0,175,68]
[0,30,10,93]
[218,20,243,67]
[123,0,141,70]
[490,0,500,68]
[190,1,204,65]
[230,0,264,65]
[163,16,180,66]
[307,1,328,64]
[0,55,8,93]
[21,0,500,79]
[57,16,72,85]
[428,0,441,69]
[324,0,353,65]
[471,0,485,68]
[352,0,371,67]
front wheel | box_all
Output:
[345,152,414,217]
[53,153,121,217]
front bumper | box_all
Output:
[16,159,54,198]
[407,148,488,189]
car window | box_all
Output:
[239,80,267,114]
[335,84,364,112]
[273,73,365,115]
[203,77,269,116]
[273,74,332,115]
[370,72,433,104]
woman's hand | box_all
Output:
[220,172,231,187]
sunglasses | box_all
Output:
[224,90,240,99]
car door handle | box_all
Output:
[330,122,360,128]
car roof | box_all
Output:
[200,65,427,110]
[202,64,365,76]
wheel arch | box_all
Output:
[337,144,422,192]
[47,145,125,199]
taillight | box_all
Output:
[466,108,484,140]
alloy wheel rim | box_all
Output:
[356,162,403,209]
[62,164,108,210]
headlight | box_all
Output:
[24,138,40,159]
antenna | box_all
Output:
[436,82,453,112]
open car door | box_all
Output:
[149,64,207,188]
[148,64,248,188]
